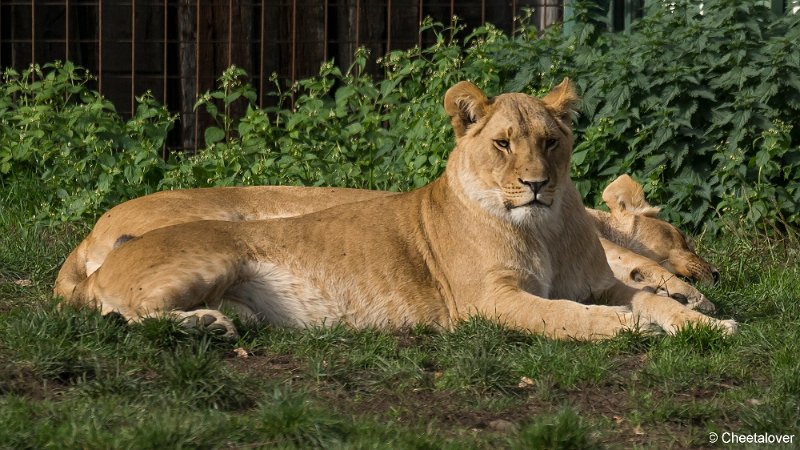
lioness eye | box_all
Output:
[494,139,510,152]
[545,138,558,150]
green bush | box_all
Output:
[160,29,472,192]
[557,0,800,232]
[0,62,175,221]
[1,1,798,233]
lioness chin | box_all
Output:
[62,80,735,340]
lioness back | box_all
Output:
[54,186,392,299]
[72,189,453,328]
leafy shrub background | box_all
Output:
[0,62,174,220]
[1,0,798,232]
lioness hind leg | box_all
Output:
[54,239,89,300]
[135,309,240,341]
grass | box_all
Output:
[2,201,800,449]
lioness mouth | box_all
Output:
[505,199,551,209]
[524,199,552,208]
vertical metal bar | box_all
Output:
[417,0,422,47]
[31,0,36,66]
[65,0,70,61]
[163,0,168,105]
[194,0,200,152]
[131,0,136,118]
[98,0,103,92]
[291,0,296,83]
[163,0,168,158]
[481,0,485,25]
[449,0,454,40]
[323,0,328,61]
[355,0,360,50]
[227,0,232,67]
[511,0,516,34]
[259,0,265,108]
[386,0,391,52]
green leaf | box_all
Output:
[645,154,667,171]
[204,127,225,144]
[598,85,630,117]
[413,154,427,169]
[225,91,242,105]
[335,86,356,105]
[572,148,589,166]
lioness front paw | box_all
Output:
[584,305,640,340]
[606,306,667,335]
[717,319,738,335]
[663,316,737,336]
[175,309,239,341]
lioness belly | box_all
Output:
[226,260,451,328]
[219,261,340,326]
[221,260,450,329]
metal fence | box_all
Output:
[0,0,564,150]
[5,1,795,150]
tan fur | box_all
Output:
[589,174,721,285]
[54,182,714,312]
[599,238,714,312]
[54,185,385,298]
[59,81,735,340]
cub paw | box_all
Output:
[655,288,716,314]
[685,295,716,313]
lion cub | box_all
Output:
[64,80,736,340]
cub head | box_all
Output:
[602,174,720,284]
[444,79,579,224]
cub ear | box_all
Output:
[602,174,661,216]
[542,78,579,124]
[444,81,489,138]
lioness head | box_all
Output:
[444,79,579,225]
[602,174,720,284]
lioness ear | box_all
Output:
[602,175,661,217]
[444,81,489,138]
[542,78,579,124]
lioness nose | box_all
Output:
[520,178,549,194]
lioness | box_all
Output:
[62,80,735,340]
[54,180,717,312]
